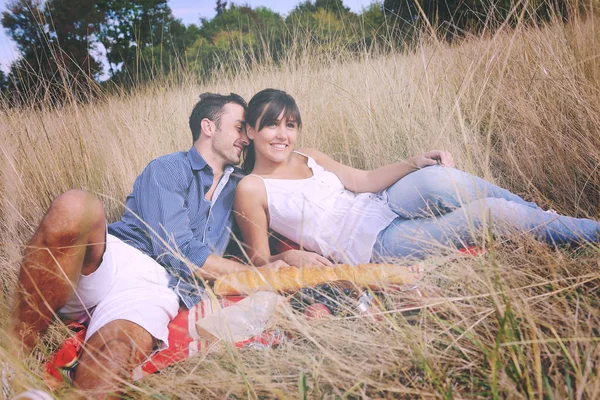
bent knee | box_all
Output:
[51,190,103,217]
[86,320,155,358]
[406,166,459,193]
[42,190,106,240]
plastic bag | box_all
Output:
[196,291,284,343]
[132,292,285,380]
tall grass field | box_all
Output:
[1,8,600,399]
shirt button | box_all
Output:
[208,227,211,232]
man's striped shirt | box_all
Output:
[109,146,243,308]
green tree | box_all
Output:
[358,2,389,50]
[1,0,101,104]
[140,20,204,77]
[216,0,228,16]
[45,0,103,75]
[315,0,351,15]
[292,0,351,15]
[1,0,47,55]
[199,5,283,39]
[185,5,285,77]
[95,0,180,82]
[362,2,386,29]
[383,0,573,38]
[286,0,358,51]
[292,1,317,13]
[0,68,7,94]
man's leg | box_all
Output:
[10,189,106,354]
[67,234,179,398]
[73,320,155,399]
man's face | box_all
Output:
[211,103,248,166]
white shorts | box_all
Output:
[59,234,180,349]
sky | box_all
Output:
[0,0,378,73]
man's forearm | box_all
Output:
[194,254,251,280]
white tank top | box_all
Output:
[252,152,398,264]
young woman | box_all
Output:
[234,89,600,267]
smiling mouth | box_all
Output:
[270,143,288,150]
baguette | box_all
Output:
[212,264,416,296]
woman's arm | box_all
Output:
[299,148,454,193]
[234,176,275,266]
[234,176,333,267]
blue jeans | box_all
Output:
[371,166,600,261]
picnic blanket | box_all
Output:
[46,293,286,386]
[45,245,481,388]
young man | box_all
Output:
[9,93,285,397]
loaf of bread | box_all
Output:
[212,264,416,296]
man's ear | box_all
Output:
[200,118,214,138]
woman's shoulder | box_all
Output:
[237,174,265,192]
[235,175,267,208]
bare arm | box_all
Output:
[194,254,254,281]
[194,240,290,280]
[300,148,455,193]
[234,176,274,266]
[195,177,289,279]
[234,176,332,267]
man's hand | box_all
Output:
[412,150,455,169]
[281,250,333,267]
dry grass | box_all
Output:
[1,10,600,399]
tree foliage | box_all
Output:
[0,0,585,106]
[0,68,7,95]
[185,5,285,77]
[1,0,101,104]
[94,0,181,83]
[383,0,574,38]
[216,0,228,16]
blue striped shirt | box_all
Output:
[108,146,243,308]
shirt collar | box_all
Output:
[188,146,209,171]
[187,146,235,175]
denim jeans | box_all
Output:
[371,166,600,261]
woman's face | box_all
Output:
[249,109,299,164]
